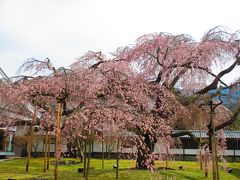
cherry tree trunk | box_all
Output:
[136,133,155,169]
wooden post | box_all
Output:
[183,147,185,161]
[25,133,31,172]
[54,102,62,180]
[204,163,208,177]
[26,106,38,172]
[116,138,120,180]
[209,101,219,180]
[47,133,51,170]
[44,130,48,172]
[102,128,104,170]
[234,146,236,162]
[204,150,208,177]
[166,146,169,168]
[237,139,239,162]
[199,148,203,170]
[83,142,87,177]
[199,121,203,170]
[85,141,92,180]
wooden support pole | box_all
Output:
[47,133,51,170]
[54,102,62,180]
[44,130,48,172]
[102,128,104,170]
[26,106,38,172]
[116,138,120,180]
[209,101,219,180]
[83,142,87,177]
[204,150,208,178]
[199,121,203,170]
[85,141,92,180]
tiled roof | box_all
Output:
[174,130,240,139]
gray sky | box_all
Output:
[0,0,240,83]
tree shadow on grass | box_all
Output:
[156,169,207,180]
[153,169,207,180]
[88,168,206,180]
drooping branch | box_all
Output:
[171,131,199,144]
[215,106,240,131]
[196,66,228,87]
[196,51,240,94]
[167,61,229,89]
[17,58,55,76]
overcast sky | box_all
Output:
[0,0,240,83]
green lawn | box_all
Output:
[0,158,239,179]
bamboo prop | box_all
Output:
[47,133,51,170]
[25,105,38,172]
[44,130,48,172]
[54,102,62,180]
